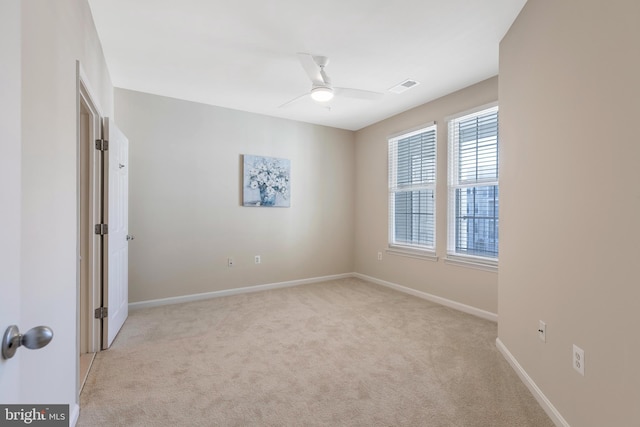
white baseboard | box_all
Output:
[70,403,79,427]
[129,272,498,323]
[496,338,569,427]
[129,273,353,311]
[353,273,498,322]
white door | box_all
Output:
[0,119,21,401]
[102,118,129,348]
[0,0,22,401]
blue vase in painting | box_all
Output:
[259,187,276,206]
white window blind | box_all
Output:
[389,124,437,251]
[448,105,499,260]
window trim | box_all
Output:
[444,254,498,272]
[388,122,437,254]
[447,103,499,264]
[387,244,438,261]
[443,102,498,124]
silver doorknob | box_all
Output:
[2,325,54,360]
[126,234,135,241]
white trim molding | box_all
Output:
[386,245,438,262]
[444,255,498,272]
[388,120,436,140]
[129,273,353,311]
[496,338,569,427]
[129,272,497,323]
[444,100,499,123]
[353,273,497,322]
[70,403,79,427]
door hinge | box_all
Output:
[94,223,108,235]
[94,307,108,319]
[95,139,109,151]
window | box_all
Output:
[448,105,499,262]
[388,124,436,253]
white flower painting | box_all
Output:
[243,155,291,207]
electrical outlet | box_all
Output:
[227,257,234,267]
[377,251,382,261]
[255,255,261,264]
[573,344,585,376]
[538,320,546,342]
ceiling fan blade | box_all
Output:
[278,93,332,111]
[334,87,384,100]
[278,92,310,108]
[297,53,326,86]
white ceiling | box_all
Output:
[88,0,527,131]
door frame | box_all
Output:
[0,0,22,403]
[76,64,103,386]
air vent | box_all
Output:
[388,79,420,94]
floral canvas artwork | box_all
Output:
[243,155,291,207]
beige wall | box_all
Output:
[20,0,113,408]
[354,77,499,314]
[499,1,640,425]
[115,89,355,303]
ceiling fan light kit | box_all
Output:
[310,86,334,102]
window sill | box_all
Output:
[387,246,438,262]
[444,255,498,272]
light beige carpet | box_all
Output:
[78,277,553,426]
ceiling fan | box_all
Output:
[279,53,384,108]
